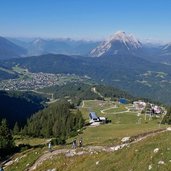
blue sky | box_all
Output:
[0,0,171,41]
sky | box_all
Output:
[0,0,171,41]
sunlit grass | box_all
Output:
[14,136,49,146]
[35,131,171,171]
[5,148,45,171]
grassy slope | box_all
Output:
[33,131,171,171]
[14,136,49,146]
[5,148,45,171]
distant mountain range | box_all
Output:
[0,31,170,64]
[8,37,100,57]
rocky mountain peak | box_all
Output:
[90,31,142,57]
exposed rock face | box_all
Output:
[90,31,142,57]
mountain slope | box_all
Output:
[139,43,171,64]
[0,66,18,80]
[90,31,142,57]
[39,82,134,106]
[0,36,27,59]
[0,91,46,128]
[161,43,171,56]
[156,43,171,64]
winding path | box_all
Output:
[91,87,104,99]
[27,128,167,171]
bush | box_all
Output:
[51,137,66,145]
[18,144,31,152]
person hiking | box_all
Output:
[72,139,77,149]
[48,141,52,152]
[79,137,83,147]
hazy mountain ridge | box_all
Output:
[8,37,100,56]
[0,36,27,59]
[1,32,171,63]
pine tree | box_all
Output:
[0,119,14,156]
[13,122,20,135]
[162,106,171,124]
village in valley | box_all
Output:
[0,66,91,91]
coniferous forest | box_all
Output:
[22,101,84,141]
